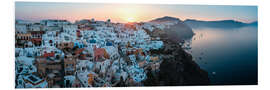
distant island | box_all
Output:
[183,19,258,29]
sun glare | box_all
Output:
[127,17,135,22]
[117,6,141,23]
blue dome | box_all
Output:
[106,42,113,46]
[89,39,96,43]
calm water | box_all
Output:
[188,26,258,85]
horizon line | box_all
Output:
[15,17,258,24]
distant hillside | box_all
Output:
[183,19,257,29]
[149,16,194,42]
[150,16,182,22]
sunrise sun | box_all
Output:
[126,17,135,22]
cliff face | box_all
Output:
[143,28,210,86]
[164,22,194,43]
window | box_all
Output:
[49,40,53,43]
[18,80,22,84]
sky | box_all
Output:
[15,2,258,23]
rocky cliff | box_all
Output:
[143,26,210,86]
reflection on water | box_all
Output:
[187,26,258,85]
